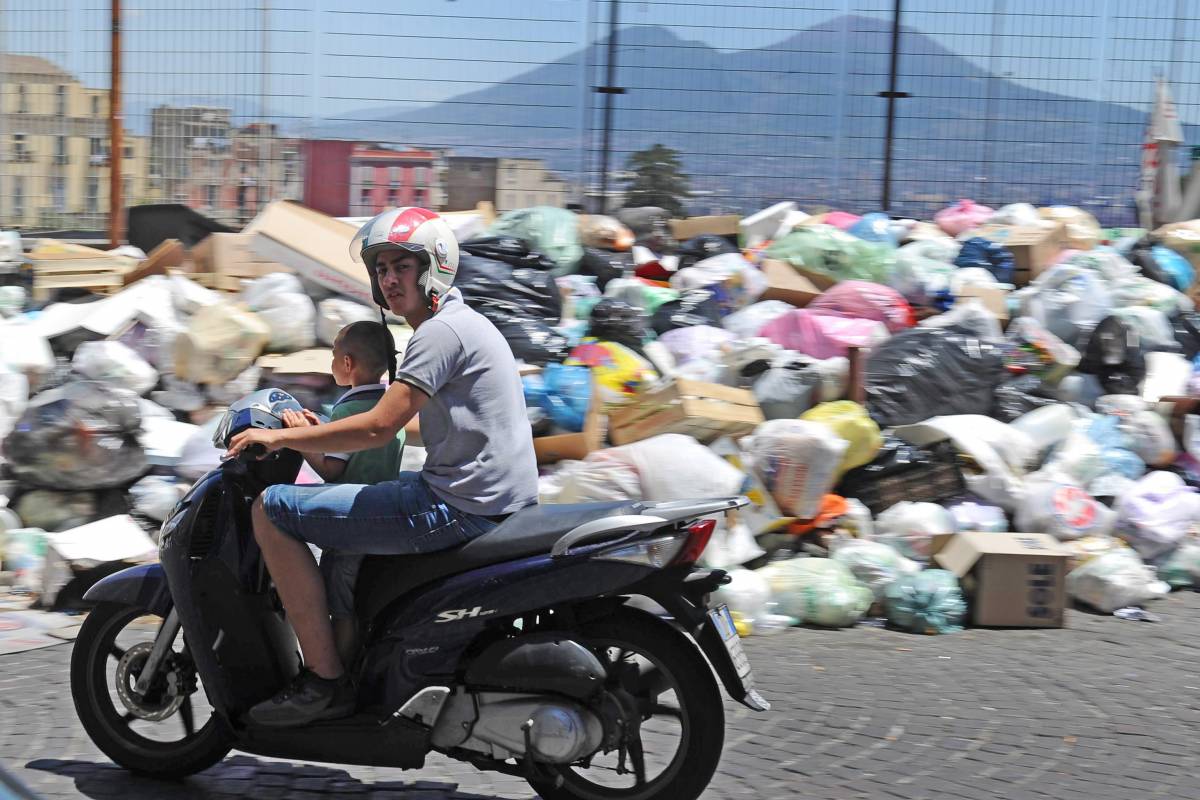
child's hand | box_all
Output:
[281,409,315,428]
[302,409,323,426]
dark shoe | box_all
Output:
[246,669,355,727]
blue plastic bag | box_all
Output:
[955,237,1015,285]
[848,212,898,248]
[522,363,592,433]
[1151,245,1195,292]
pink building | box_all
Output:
[302,140,443,217]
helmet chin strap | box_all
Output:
[378,308,398,384]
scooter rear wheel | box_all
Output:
[70,602,232,777]
[529,608,725,800]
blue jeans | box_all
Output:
[261,472,498,617]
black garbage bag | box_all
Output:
[587,298,649,354]
[616,207,672,249]
[460,235,558,271]
[864,326,1007,427]
[2,381,147,489]
[1172,312,1200,360]
[454,249,562,325]
[1127,236,1174,287]
[1077,315,1145,395]
[651,289,722,334]
[577,248,634,291]
[486,314,570,365]
[992,375,1060,423]
[674,234,738,270]
[837,434,967,515]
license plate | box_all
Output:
[708,604,752,681]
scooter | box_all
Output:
[69,389,769,800]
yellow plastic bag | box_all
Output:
[800,400,883,479]
[564,338,659,404]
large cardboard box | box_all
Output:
[610,379,763,446]
[668,215,740,241]
[758,259,822,307]
[954,284,1010,324]
[247,201,374,305]
[971,222,1067,285]
[931,532,1070,628]
[191,232,291,279]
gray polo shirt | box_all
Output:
[395,287,539,516]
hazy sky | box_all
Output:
[4,0,1199,127]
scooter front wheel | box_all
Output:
[70,601,232,777]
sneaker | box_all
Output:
[246,668,356,727]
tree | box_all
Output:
[621,144,690,216]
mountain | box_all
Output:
[320,16,1182,220]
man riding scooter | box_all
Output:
[225,207,540,726]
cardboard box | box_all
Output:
[668,215,740,241]
[954,284,1010,324]
[124,238,184,286]
[191,231,292,280]
[532,383,606,464]
[971,222,1067,285]
[931,532,1070,628]
[758,259,822,307]
[610,379,763,446]
[247,201,373,305]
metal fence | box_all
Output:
[1,0,1197,236]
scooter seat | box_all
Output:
[355,500,644,620]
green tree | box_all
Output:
[621,144,690,217]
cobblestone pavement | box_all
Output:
[4,592,1200,799]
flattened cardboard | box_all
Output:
[931,532,1070,628]
[191,232,290,279]
[668,215,740,241]
[758,259,822,307]
[610,379,763,446]
[247,201,373,306]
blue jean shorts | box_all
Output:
[260,471,498,556]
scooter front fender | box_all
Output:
[82,562,172,617]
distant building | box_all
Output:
[0,54,152,231]
[495,158,568,213]
[301,140,445,217]
[444,156,498,211]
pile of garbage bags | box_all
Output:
[7,195,1200,635]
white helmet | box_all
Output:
[350,207,460,309]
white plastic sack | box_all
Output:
[0,361,28,440]
[0,321,55,386]
[551,456,643,505]
[175,415,227,481]
[722,301,794,339]
[670,253,768,306]
[1014,264,1112,346]
[72,340,158,396]
[872,501,957,562]
[918,299,1004,344]
[606,434,746,501]
[717,338,784,387]
[129,476,188,522]
[758,557,873,628]
[1011,404,1077,453]
[1116,471,1200,560]
[841,498,875,539]
[243,274,317,353]
[657,325,736,366]
[1121,409,1176,467]
[1066,549,1167,613]
[1142,352,1192,403]
[946,500,1008,533]
[830,537,921,601]
[700,520,766,570]
[893,416,1032,510]
[742,419,847,518]
[316,298,378,347]
[1016,478,1117,541]
[987,203,1043,227]
[168,274,221,316]
[712,567,772,621]
[1113,307,1175,351]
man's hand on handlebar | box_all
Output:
[225,427,284,461]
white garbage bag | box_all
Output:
[1116,471,1200,560]
[605,433,746,501]
[317,298,378,346]
[722,301,795,339]
[0,361,28,440]
[872,501,957,562]
[830,536,921,601]
[71,340,158,396]
[700,519,766,570]
[742,419,848,518]
[757,558,873,628]
[1066,548,1167,613]
[712,567,772,622]
[1016,477,1117,541]
[244,276,317,353]
[129,476,188,522]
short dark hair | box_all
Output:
[335,320,393,379]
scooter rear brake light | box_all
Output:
[594,534,686,569]
[671,518,716,566]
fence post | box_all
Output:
[879,0,907,213]
[595,0,625,213]
[109,0,123,248]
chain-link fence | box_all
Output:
[1,0,1196,236]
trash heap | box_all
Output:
[4,197,1200,634]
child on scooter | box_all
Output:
[280,320,405,666]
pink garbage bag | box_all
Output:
[808,280,915,333]
[759,309,889,360]
[934,199,994,236]
[822,211,863,231]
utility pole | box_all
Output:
[109,0,123,248]
[595,0,624,213]
[878,0,907,213]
